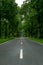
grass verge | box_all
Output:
[0,37,15,44]
[28,37,43,45]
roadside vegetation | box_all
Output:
[0,37,14,44]
[0,0,21,43]
[0,0,43,44]
[20,0,43,44]
[28,37,43,44]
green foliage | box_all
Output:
[0,0,20,38]
[20,0,43,38]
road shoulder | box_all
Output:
[27,37,43,45]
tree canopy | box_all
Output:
[20,0,43,38]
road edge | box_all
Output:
[0,38,15,45]
[27,37,43,45]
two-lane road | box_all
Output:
[0,37,43,65]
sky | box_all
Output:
[15,0,26,7]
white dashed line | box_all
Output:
[21,41,23,45]
[20,49,23,59]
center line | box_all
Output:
[20,49,23,59]
[21,42,23,45]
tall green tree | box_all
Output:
[0,0,20,38]
[20,0,43,38]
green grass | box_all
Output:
[28,37,43,44]
[0,37,15,44]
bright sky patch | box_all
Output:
[15,0,26,7]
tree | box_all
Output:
[0,0,20,38]
[20,0,43,38]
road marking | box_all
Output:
[21,41,23,45]
[20,49,23,59]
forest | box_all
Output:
[0,0,43,41]
[0,0,21,39]
[20,0,43,39]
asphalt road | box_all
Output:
[0,37,43,65]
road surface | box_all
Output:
[0,37,43,65]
